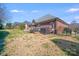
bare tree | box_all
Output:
[0,3,7,29]
[70,20,79,35]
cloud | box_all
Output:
[66,8,79,13]
[31,10,39,13]
[74,16,79,20]
[10,9,24,13]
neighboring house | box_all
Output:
[31,14,69,34]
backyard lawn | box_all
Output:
[0,29,79,56]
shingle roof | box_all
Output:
[32,14,68,25]
[35,14,57,23]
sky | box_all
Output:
[4,3,79,23]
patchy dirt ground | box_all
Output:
[1,30,79,56]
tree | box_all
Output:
[0,4,6,29]
[70,20,79,35]
[71,20,76,24]
[74,27,79,35]
[63,27,72,35]
[19,23,25,30]
[0,24,3,29]
[6,23,13,29]
[32,19,36,25]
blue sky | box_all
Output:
[5,3,79,23]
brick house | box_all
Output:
[31,14,69,34]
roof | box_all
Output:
[35,14,57,23]
[33,14,68,25]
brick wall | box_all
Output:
[56,20,68,34]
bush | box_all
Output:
[18,23,25,30]
[63,27,72,35]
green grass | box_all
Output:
[42,43,49,48]
[75,36,79,40]
[7,29,23,38]
[0,29,25,45]
[5,29,25,43]
[0,29,26,55]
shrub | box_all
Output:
[18,23,25,30]
[63,27,72,35]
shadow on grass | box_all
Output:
[51,39,79,56]
[0,30,9,55]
